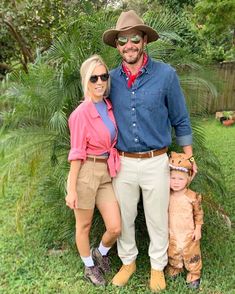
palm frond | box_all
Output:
[144,9,185,36]
[49,110,67,135]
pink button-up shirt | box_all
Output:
[68,98,120,177]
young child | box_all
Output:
[167,152,204,289]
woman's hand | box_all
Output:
[65,191,78,209]
[65,160,81,209]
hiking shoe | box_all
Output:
[187,278,200,289]
[112,261,136,286]
[150,269,166,292]
[92,247,111,274]
[84,265,106,286]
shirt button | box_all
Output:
[132,91,135,95]
[132,107,135,111]
[134,138,139,142]
[133,123,136,127]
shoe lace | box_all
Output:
[102,255,110,271]
[92,266,104,283]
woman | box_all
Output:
[65,55,121,286]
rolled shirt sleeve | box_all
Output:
[68,110,87,161]
[176,134,193,146]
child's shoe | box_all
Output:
[187,278,200,289]
[165,265,183,280]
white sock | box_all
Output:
[98,241,111,256]
[81,255,94,267]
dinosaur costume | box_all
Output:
[167,152,204,284]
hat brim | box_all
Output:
[102,25,159,48]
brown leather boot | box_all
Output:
[112,261,136,286]
[150,269,166,292]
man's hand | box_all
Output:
[182,146,198,179]
[191,160,198,180]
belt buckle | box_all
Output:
[150,150,154,157]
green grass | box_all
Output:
[198,117,235,221]
[0,117,235,294]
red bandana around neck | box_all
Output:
[122,53,148,88]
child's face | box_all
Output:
[170,170,189,192]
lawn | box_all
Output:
[0,117,234,294]
[198,117,235,221]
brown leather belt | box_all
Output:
[118,147,168,159]
[86,157,107,163]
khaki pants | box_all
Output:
[113,153,170,270]
[167,236,202,282]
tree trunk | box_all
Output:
[4,19,34,72]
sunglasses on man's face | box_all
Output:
[89,73,109,83]
[117,35,142,46]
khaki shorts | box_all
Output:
[76,159,117,209]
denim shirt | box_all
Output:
[109,57,192,152]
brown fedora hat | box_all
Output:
[102,10,159,48]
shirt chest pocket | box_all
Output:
[138,89,166,111]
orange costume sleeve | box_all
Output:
[185,189,204,225]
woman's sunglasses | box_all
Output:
[89,73,109,83]
[117,35,142,46]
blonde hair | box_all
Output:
[80,54,110,100]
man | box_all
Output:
[102,10,197,292]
